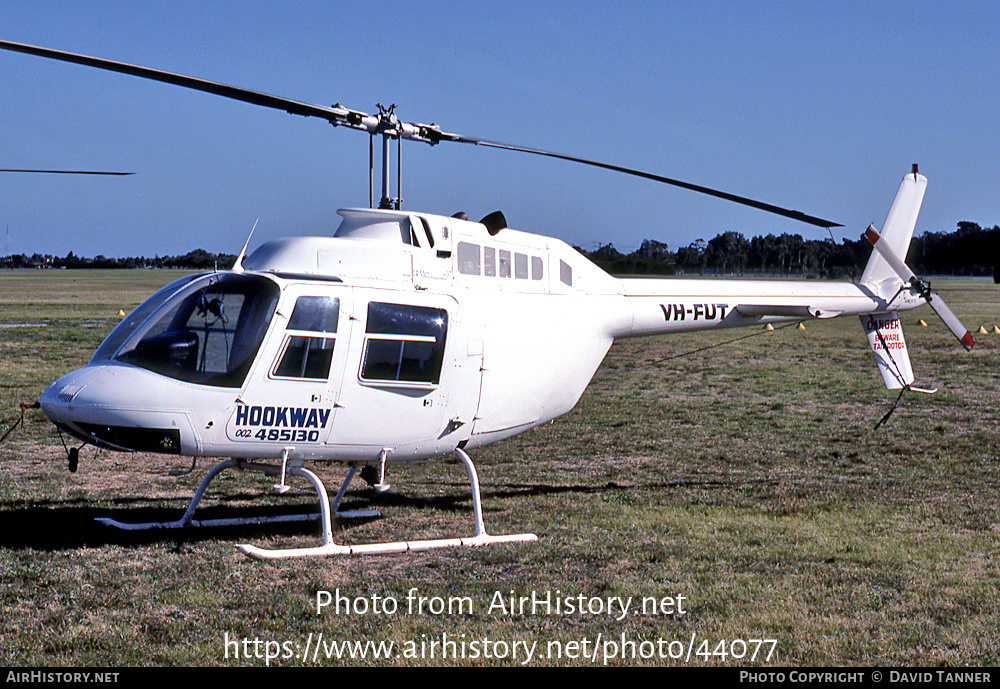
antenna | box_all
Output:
[232,219,259,273]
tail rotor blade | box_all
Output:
[864,224,915,281]
[926,294,975,351]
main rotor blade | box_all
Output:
[437,134,843,229]
[1,39,842,228]
[0,39,363,127]
[1,168,133,175]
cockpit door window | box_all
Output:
[272,296,340,380]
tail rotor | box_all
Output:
[863,224,975,351]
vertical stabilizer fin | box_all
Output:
[860,166,926,294]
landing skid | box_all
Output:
[95,459,379,532]
[238,448,537,559]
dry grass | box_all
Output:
[1,270,998,666]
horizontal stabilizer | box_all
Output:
[735,304,840,319]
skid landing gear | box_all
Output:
[237,448,537,559]
[96,449,537,558]
[95,457,379,532]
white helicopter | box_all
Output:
[1,40,975,559]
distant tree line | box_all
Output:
[3,248,237,270]
[3,222,998,281]
[576,221,1000,282]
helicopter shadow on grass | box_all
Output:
[0,475,761,552]
[0,493,329,552]
[0,481,612,552]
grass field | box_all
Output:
[1,269,998,667]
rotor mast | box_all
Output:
[373,104,402,210]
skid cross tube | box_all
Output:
[236,448,538,559]
[95,458,378,531]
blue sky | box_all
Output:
[1,1,998,258]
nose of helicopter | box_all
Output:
[39,363,198,454]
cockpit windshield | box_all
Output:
[99,273,279,388]
[91,272,203,364]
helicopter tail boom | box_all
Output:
[612,167,973,392]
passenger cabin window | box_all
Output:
[483,246,497,276]
[273,296,340,380]
[531,256,544,280]
[560,260,573,286]
[499,250,511,278]
[361,302,448,385]
[457,242,481,275]
[456,242,544,284]
[514,253,528,279]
